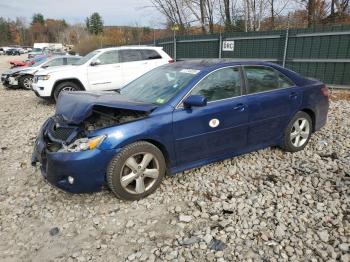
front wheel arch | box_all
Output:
[51,78,85,97]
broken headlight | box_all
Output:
[59,135,106,152]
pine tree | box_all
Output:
[86,12,103,35]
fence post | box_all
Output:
[219,33,222,59]
[282,16,290,67]
[173,31,177,61]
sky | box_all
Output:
[0,0,164,27]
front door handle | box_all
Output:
[289,92,298,99]
[234,103,246,111]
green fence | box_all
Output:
[149,25,350,85]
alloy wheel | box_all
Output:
[23,77,33,89]
[290,117,310,147]
[120,152,160,194]
[61,86,77,92]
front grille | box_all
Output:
[50,126,75,141]
[45,117,80,144]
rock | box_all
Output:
[317,230,330,242]
[203,234,213,244]
[182,236,200,245]
[208,238,227,251]
[49,227,59,236]
[126,221,134,228]
[339,243,349,252]
[179,215,192,223]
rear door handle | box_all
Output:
[289,92,298,99]
[234,103,246,111]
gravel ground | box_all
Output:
[0,54,349,262]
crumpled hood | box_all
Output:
[3,66,29,75]
[56,91,157,124]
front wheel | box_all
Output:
[107,141,166,200]
[19,75,33,90]
[282,111,312,152]
[53,81,81,102]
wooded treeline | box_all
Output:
[151,0,350,33]
[0,0,349,53]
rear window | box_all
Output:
[140,49,162,60]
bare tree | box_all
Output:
[150,0,191,32]
[184,0,216,33]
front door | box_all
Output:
[172,66,249,166]
[87,50,124,90]
[243,65,303,146]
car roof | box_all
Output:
[168,59,276,70]
[95,46,163,52]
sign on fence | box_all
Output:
[222,41,235,51]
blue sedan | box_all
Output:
[32,60,329,200]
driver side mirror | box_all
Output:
[90,59,101,66]
[183,95,207,108]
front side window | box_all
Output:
[189,67,241,102]
[97,50,119,65]
[119,49,143,63]
[45,58,64,67]
[244,66,294,94]
[73,50,100,65]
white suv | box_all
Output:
[32,46,173,101]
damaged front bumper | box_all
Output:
[31,118,120,193]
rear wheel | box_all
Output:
[107,141,166,200]
[282,111,312,152]
[53,81,81,102]
[19,75,33,90]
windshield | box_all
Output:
[73,50,100,65]
[120,65,199,104]
[32,48,42,52]
[30,57,48,67]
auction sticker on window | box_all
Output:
[180,69,200,74]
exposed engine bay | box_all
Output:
[44,106,148,152]
[83,106,147,131]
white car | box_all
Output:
[32,46,173,101]
[2,56,82,89]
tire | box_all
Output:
[107,141,166,201]
[19,75,33,90]
[53,81,81,102]
[282,111,313,152]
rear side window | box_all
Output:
[244,66,294,94]
[119,49,143,63]
[140,49,162,60]
[190,67,241,102]
[97,50,119,65]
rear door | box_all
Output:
[243,65,302,146]
[119,49,156,86]
[173,66,249,166]
[87,50,124,90]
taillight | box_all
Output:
[321,85,330,98]
[168,59,174,63]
